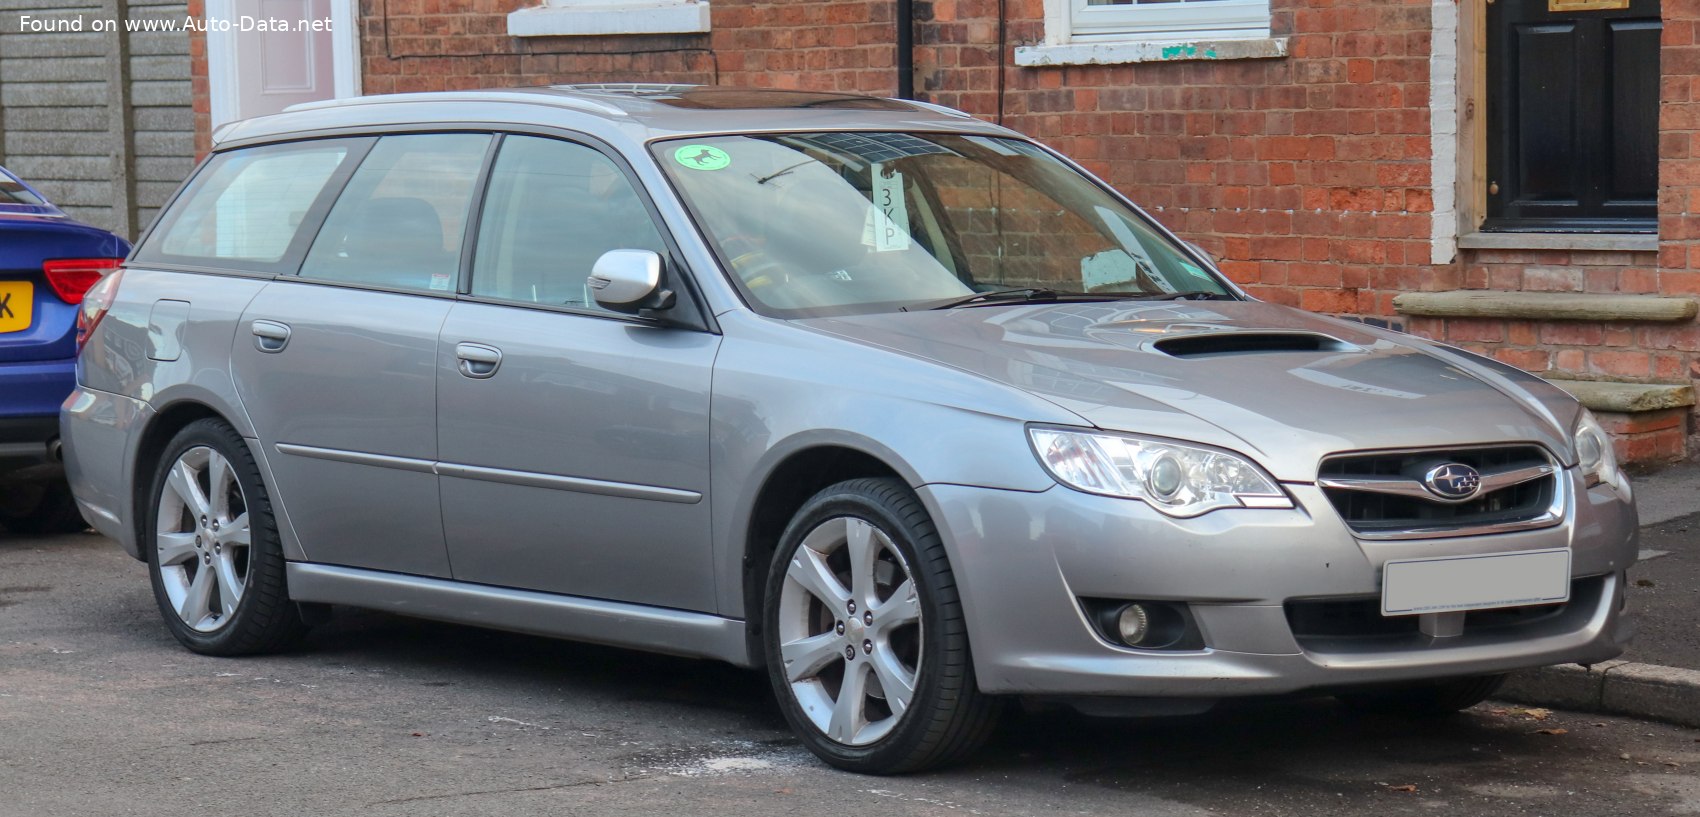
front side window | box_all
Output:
[139,140,358,268]
[300,133,491,292]
[470,135,667,311]
[655,132,1229,318]
[1068,0,1270,42]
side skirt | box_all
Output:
[286,562,754,667]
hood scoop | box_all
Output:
[1152,331,1356,359]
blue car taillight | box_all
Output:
[44,257,122,305]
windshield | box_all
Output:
[654,132,1232,317]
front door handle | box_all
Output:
[251,320,291,353]
[455,342,502,379]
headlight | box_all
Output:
[1574,408,1621,488]
[1028,427,1292,517]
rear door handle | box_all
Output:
[455,342,502,379]
[251,320,291,353]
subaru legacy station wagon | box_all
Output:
[62,85,1637,774]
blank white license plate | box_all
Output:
[1381,548,1571,616]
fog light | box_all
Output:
[1117,603,1151,645]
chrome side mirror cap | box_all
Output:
[589,249,675,314]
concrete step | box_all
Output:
[1544,378,1696,414]
[1394,290,1697,322]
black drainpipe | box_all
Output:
[896,0,915,99]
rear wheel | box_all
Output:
[764,477,999,774]
[144,418,305,655]
[1337,674,1507,716]
[0,480,88,535]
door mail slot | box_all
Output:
[1548,0,1630,10]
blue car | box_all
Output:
[0,166,129,533]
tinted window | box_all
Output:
[141,140,357,267]
[300,134,491,292]
[470,135,666,310]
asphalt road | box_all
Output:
[1625,511,1700,670]
[4,530,1700,817]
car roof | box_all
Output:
[214,84,1018,148]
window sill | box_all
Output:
[1456,232,1658,253]
[1013,36,1287,67]
[507,0,710,38]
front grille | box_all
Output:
[1318,445,1558,537]
[1284,576,1600,651]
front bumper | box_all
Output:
[920,475,1638,697]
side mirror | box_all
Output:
[1182,241,1219,270]
[588,249,676,314]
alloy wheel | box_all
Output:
[154,445,251,632]
[776,515,923,746]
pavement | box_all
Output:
[4,529,1700,816]
[1500,463,1700,727]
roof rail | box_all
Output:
[555,83,699,96]
[894,99,975,119]
[280,90,628,118]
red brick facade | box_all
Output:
[187,0,1700,463]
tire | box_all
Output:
[1336,674,1507,717]
[763,477,999,774]
[143,418,305,655]
[0,479,89,535]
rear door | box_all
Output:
[435,133,720,610]
[227,133,493,577]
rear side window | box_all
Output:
[138,140,359,269]
[470,135,667,310]
[299,134,491,293]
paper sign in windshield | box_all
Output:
[865,165,911,252]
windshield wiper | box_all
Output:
[1128,290,1237,301]
[909,287,1063,311]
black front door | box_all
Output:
[1487,0,1660,232]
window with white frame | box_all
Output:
[1068,0,1270,42]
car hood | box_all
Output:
[798,301,1581,482]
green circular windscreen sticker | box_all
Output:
[674,144,731,171]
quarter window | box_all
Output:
[139,140,358,269]
[300,134,492,292]
[470,135,667,311]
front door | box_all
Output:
[1486,0,1661,231]
[435,134,721,611]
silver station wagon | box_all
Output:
[62,85,1637,774]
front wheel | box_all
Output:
[144,418,305,655]
[763,477,999,774]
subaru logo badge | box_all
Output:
[1424,463,1482,500]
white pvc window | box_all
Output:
[1070,0,1270,41]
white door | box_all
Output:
[237,0,333,116]
[207,0,360,127]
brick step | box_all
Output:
[1534,379,1692,464]
[1394,291,1697,322]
